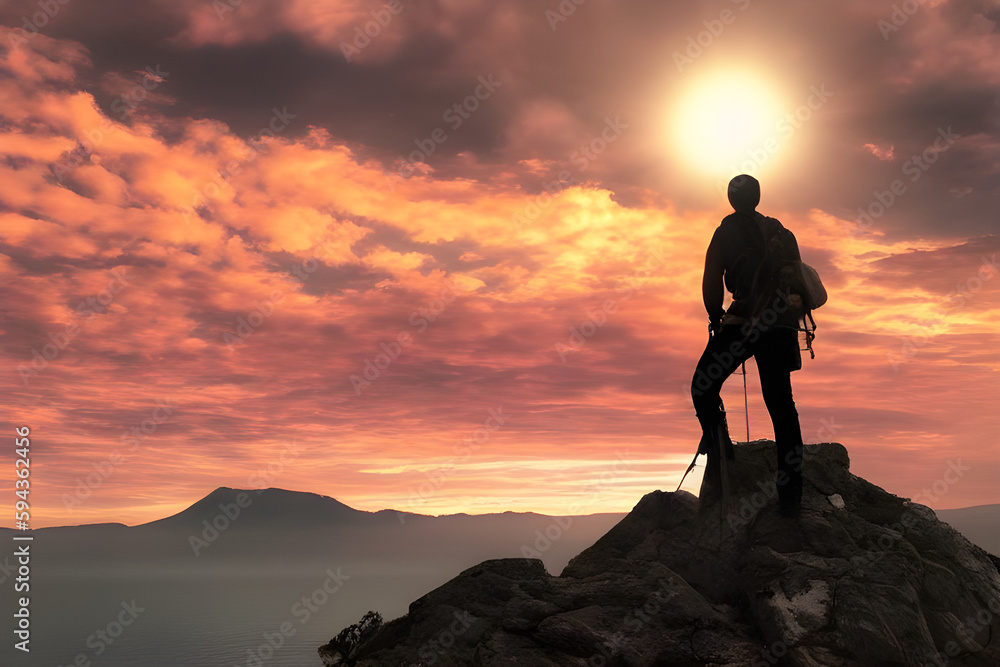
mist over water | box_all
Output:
[0,489,627,666]
[3,569,413,667]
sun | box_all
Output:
[668,70,789,180]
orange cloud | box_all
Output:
[1,26,997,528]
[863,143,896,162]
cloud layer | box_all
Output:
[0,1,997,526]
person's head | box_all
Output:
[727,174,760,214]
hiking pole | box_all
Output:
[675,450,699,493]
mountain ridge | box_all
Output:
[0,486,630,533]
[2,488,993,542]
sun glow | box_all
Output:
[668,70,789,180]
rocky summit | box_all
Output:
[319,441,1000,666]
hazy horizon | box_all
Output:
[8,481,998,534]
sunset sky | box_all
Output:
[1,0,997,528]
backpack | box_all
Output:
[734,213,827,358]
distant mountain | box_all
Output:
[936,504,1000,556]
[135,486,380,530]
[4,487,628,574]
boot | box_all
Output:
[697,405,735,456]
[697,409,734,510]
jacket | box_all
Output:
[702,211,800,326]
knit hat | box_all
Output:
[728,174,760,214]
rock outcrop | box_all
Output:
[319,441,1000,666]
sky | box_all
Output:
[0,0,997,528]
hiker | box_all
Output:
[691,174,804,518]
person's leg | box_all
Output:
[754,327,804,517]
[691,326,752,500]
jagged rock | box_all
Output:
[319,441,1000,666]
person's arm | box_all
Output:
[702,227,726,330]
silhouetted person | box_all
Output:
[692,174,804,518]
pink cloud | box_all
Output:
[1,27,997,528]
[863,142,896,162]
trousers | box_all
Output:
[690,324,803,512]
